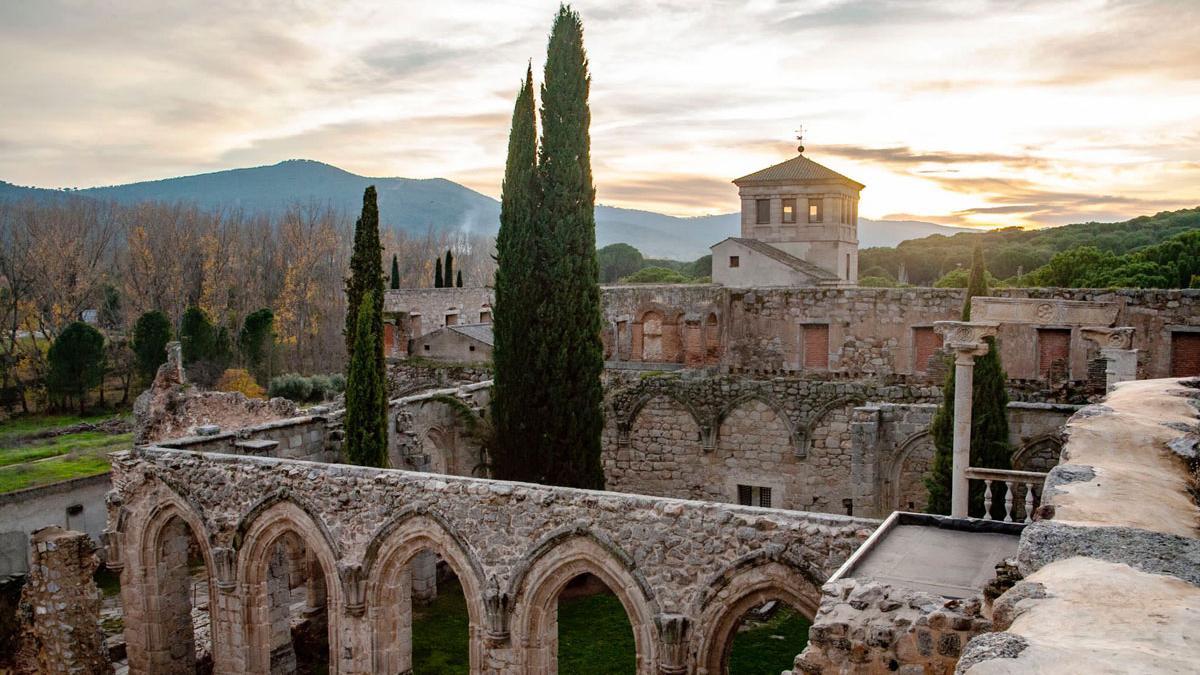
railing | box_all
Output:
[963,467,1048,523]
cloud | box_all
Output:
[818,144,1048,170]
[599,174,737,212]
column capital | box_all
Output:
[1080,326,1135,351]
[934,321,998,356]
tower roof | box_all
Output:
[733,153,864,189]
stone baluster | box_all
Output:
[1023,486,1035,524]
[982,480,994,521]
[934,321,999,518]
[1003,480,1015,522]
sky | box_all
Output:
[2,0,1198,228]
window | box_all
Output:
[808,199,822,223]
[1171,331,1200,376]
[729,255,740,268]
[423,344,430,351]
[479,310,491,324]
[756,199,771,224]
[737,484,773,508]
[445,313,458,326]
[1038,329,1071,378]
[781,198,796,223]
[802,323,829,369]
[469,345,476,352]
[913,327,943,373]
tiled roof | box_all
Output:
[448,322,494,346]
[733,153,864,188]
[721,237,840,280]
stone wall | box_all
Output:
[957,378,1200,674]
[388,381,492,476]
[156,414,336,463]
[0,473,112,577]
[107,447,877,674]
[386,286,1199,381]
[383,287,495,344]
[13,527,111,674]
[602,373,941,516]
[793,578,990,675]
[387,360,493,398]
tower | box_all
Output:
[712,146,864,287]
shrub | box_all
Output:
[216,369,265,399]
[268,373,313,401]
[620,266,691,284]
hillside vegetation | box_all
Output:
[859,207,1200,288]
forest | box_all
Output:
[859,207,1200,288]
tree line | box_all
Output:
[0,197,494,412]
[859,206,1200,288]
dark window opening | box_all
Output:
[737,484,772,508]
[729,255,740,268]
[756,199,771,224]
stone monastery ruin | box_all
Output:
[6,153,1199,674]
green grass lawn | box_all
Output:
[0,412,133,493]
[728,607,811,674]
[408,579,808,674]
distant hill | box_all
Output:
[0,159,963,259]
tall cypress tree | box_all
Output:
[435,257,443,288]
[926,245,1012,517]
[390,254,400,290]
[491,64,543,482]
[444,250,454,289]
[345,186,382,358]
[344,290,388,467]
[538,5,605,488]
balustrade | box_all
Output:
[963,467,1047,523]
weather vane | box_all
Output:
[795,126,805,154]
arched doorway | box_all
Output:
[366,515,485,674]
[238,503,340,674]
[139,508,217,672]
[512,536,657,673]
[694,561,821,675]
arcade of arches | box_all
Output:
[107,448,871,673]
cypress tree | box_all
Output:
[435,257,443,288]
[538,5,605,488]
[444,250,454,289]
[456,270,463,288]
[344,290,388,467]
[344,186,383,358]
[390,254,400,290]
[491,64,544,483]
[131,309,172,384]
[46,321,105,414]
[926,245,1012,517]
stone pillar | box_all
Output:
[1081,327,1136,392]
[410,550,439,604]
[16,527,113,674]
[934,321,998,519]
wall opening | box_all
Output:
[802,324,830,369]
[147,515,214,672]
[555,573,636,673]
[726,600,812,674]
[641,311,664,362]
[259,532,331,674]
[1171,330,1200,376]
[1037,328,1071,379]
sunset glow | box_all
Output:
[2,0,1198,227]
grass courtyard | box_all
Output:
[410,576,809,674]
[0,412,132,493]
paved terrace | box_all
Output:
[106,447,877,674]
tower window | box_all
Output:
[737,484,773,508]
[729,255,740,268]
[808,199,822,223]
[781,198,796,223]
[756,199,771,224]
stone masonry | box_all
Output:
[106,447,877,674]
[14,526,112,674]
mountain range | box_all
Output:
[0,159,966,259]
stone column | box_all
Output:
[1081,327,1136,392]
[934,322,998,519]
[16,527,113,674]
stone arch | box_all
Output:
[420,425,453,474]
[124,487,220,673]
[625,390,705,437]
[704,311,722,363]
[691,557,822,675]
[887,430,935,513]
[362,508,488,673]
[609,392,707,499]
[1013,433,1063,473]
[715,394,798,455]
[236,500,342,674]
[635,304,685,363]
[802,395,866,456]
[508,529,660,673]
